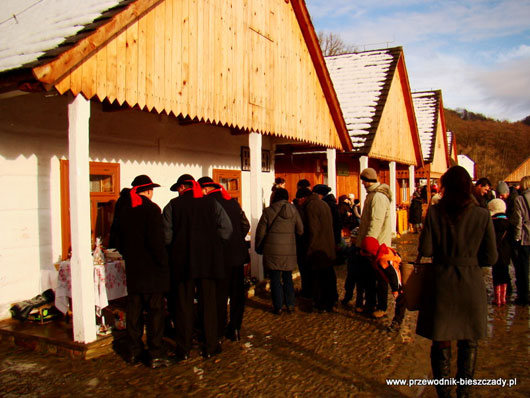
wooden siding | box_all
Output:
[505,157,530,183]
[369,62,418,165]
[50,0,342,149]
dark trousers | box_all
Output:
[343,247,363,305]
[362,258,388,311]
[269,270,295,311]
[174,278,218,356]
[312,266,337,311]
[126,292,165,359]
[298,258,313,299]
[515,244,530,304]
[392,292,407,325]
[217,264,246,337]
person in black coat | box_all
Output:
[488,199,511,305]
[408,188,423,233]
[198,176,250,342]
[416,166,497,398]
[110,175,170,368]
[163,174,232,359]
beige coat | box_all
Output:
[356,182,392,248]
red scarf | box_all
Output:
[181,180,204,198]
[130,183,152,208]
[202,182,231,200]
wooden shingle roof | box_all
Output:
[412,90,441,163]
[325,47,402,154]
[0,0,134,73]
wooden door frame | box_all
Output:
[60,160,120,259]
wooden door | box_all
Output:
[212,169,242,205]
[60,160,120,259]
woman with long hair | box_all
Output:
[415,166,497,398]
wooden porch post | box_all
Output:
[389,161,397,235]
[68,94,97,343]
[359,156,369,209]
[326,148,337,196]
[249,132,264,280]
[409,165,415,198]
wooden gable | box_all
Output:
[368,54,422,166]
[505,156,530,183]
[31,0,348,150]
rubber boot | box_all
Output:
[492,285,501,306]
[456,340,478,398]
[431,344,452,398]
[500,284,507,305]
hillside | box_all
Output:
[444,109,530,183]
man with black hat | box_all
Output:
[298,186,336,312]
[198,177,250,342]
[357,168,392,320]
[111,175,170,368]
[163,174,232,359]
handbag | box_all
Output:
[255,204,286,255]
[400,262,430,311]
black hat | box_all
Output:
[197,176,221,189]
[297,179,311,189]
[296,187,312,199]
[130,175,160,193]
[170,174,195,191]
[312,184,331,196]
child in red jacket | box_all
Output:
[361,237,406,332]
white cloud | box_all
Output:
[307,0,530,121]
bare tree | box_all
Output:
[317,31,356,56]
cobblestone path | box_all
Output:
[1,235,528,398]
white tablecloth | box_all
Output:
[55,260,128,315]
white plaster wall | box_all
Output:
[457,155,475,180]
[0,92,275,319]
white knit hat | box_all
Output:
[488,198,506,216]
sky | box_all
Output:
[305,0,530,122]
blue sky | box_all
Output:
[306,0,530,122]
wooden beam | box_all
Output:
[32,0,164,85]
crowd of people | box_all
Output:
[108,166,530,398]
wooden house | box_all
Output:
[412,90,451,198]
[0,0,350,342]
[297,47,423,233]
[505,156,530,184]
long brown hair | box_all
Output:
[439,166,475,222]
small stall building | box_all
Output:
[0,0,350,343]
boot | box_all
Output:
[431,344,452,398]
[500,284,507,305]
[492,285,501,306]
[456,340,478,398]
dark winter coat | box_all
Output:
[208,191,250,269]
[255,200,303,271]
[111,194,169,294]
[416,203,497,341]
[408,194,423,225]
[301,193,336,268]
[323,194,342,244]
[492,213,511,285]
[163,191,232,281]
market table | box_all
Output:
[55,260,128,316]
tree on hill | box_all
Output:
[445,108,530,183]
[317,31,356,56]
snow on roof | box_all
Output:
[325,48,400,153]
[0,0,129,73]
[446,131,454,155]
[412,91,439,162]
